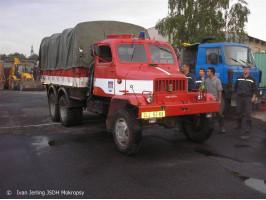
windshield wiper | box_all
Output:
[155,45,172,54]
[240,59,254,66]
[230,58,245,66]
[130,39,136,61]
[230,58,253,68]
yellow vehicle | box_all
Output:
[7,58,43,91]
[0,56,4,90]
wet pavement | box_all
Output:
[0,90,266,198]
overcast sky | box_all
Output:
[0,0,265,56]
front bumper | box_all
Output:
[138,101,219,119]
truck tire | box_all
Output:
[48,93,60,122]
[112,108,142,155]
[182,114,212,143]
[59,95,76,127]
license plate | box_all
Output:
[141,111,165,119]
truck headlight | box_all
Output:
[197,90,206,101]
[146,94,154,104]
[198,92,203,100]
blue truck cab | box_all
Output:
[180,40,262,111]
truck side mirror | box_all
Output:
[91,44,99,57]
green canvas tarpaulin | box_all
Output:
[48,33,61,71]
[39,21,149,71]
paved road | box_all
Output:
[0,90,266,198]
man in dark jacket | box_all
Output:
[181,63,196,91]
[234,66,257,134]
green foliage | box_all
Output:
[156,0,250,47]
[28,54,39,61]
[0,54,7,61]
[0,53,39,61]
[226,1,250,43]
[6,52,27,61]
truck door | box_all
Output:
[205,48,224,81]
[93,44,116,96]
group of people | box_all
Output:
[181,63,258,137]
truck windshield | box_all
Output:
[148,45,175,64]
[117,44,148,63]
[224,46,255,66]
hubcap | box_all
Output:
[115,118,129,146]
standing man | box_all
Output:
[234,66,257,134]
[205,67,226,133]
[182,63,196,91]
[196,68,206,90]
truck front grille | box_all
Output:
[155,79,186,92]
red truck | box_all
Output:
[39,21,219,155]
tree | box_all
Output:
[28,54,39,61]
[0,54,7,61]
[226,0,250,43]
[6,53,27,61]
[1,53,39,61]
[156,0,250,47]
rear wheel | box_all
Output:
[59,95,74,127]
[182,114,213,143]
[112,108,142,155]
[59,95,82,127]
[48,92,60,122]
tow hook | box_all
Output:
[180,107,188,111]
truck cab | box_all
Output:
[91,34,219,119]
[181,41,262,111]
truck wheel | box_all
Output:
[59,95,76,127]
[112,108,142,155]
[48,93,60,122]
[182,114,212,143]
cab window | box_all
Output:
[148,45,175,64]
[206,49,218,65]
[99,45,112,63]
[117,44,147,63]
[206,48,222,64]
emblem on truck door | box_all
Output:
[108,81,113,92]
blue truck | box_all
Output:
[180,37,262,113]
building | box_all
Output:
[244,35,266,53]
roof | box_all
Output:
[199,42,251,48]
